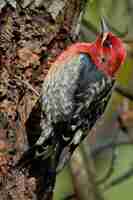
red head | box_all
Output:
[89,18,126,76]
[55,18,126,77]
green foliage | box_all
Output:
[54,167,73,200]
[83,0,129,37]
[104,146,133,200]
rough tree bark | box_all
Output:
[0,0,102,200]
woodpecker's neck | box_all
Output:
[55,42,124,78]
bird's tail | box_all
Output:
[33,156,57,200]
[15,145,37,169]
[16,143,60,199]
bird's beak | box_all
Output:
[100,17,109,34]
[100,17,110,44]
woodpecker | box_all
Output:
[17,18,126,193]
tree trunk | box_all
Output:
[0,0,102,200]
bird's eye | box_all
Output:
[101,57,106,63]
[103,35,112,48]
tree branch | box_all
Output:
[104,165,133,190]
[115,84,133,101]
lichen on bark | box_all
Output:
[0,0,103,200]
